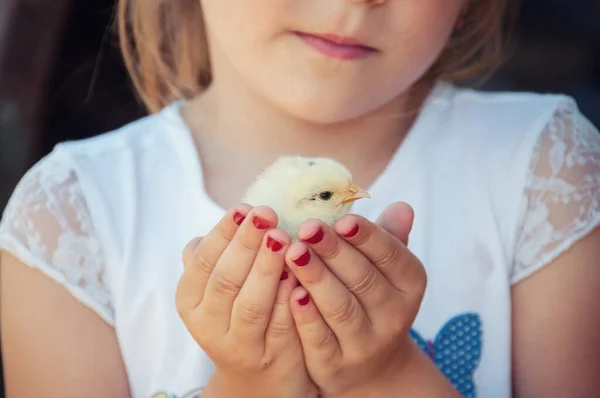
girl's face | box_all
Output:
[201,0,463,123]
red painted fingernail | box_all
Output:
[298,294,310,306]
[252,215,271,229]
[267,236,283,252]
[293,250,311,267]
[343,224,359,238]
[303,227,324,244]
[233,211,246,226]
[280,271,289,281]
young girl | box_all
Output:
[1,0,599,397]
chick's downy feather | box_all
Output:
[242,156,370,239]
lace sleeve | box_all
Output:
[511,101,600,284]
[0,151,114,325]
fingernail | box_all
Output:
[293,250,311,267]
[267,236,283,252]
[343,224,359,238]
[233,211,246,226]
[298,294,310,306]
[252,215,271,229]
[280,271,289,281]
[303,227,324,244]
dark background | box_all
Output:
[0,0,599,395]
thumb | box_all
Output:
[375,202,415,246]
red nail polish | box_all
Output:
[298,294,310,306]
[252,215,271,229]
[267,236,283,252]
[304,228,324,244]
[293,250,311,267]
[343,224,359,238]
[233,211,246,226]
[280,271,289,281]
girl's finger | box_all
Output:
[374,201,415,246]
[290,286,340,364]
[201,206,278,332]
[285,242,369,341]
[230,228,290,345]
[334,214,427,298]
[176,205,252,315]
[296,220,395,323]
[265,265,300,352]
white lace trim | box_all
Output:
[512,101,600,283]
[0,151,114,324]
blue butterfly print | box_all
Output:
[410,313,482,398]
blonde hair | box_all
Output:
[118,0,516,113]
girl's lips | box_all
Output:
[294,32,377,60]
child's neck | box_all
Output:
[181,77,433,209]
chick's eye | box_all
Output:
[319,191,333,201]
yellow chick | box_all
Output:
[242,156,370,239]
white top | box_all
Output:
[1,82,599,398]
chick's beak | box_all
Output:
[340,184,371,204]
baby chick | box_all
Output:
[242,156,370,239]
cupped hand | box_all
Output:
[286,202,427,397]
[176,205,318,398]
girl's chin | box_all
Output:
[280,99,386,124]
[284,106,365,124]
[260,88,380,123]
